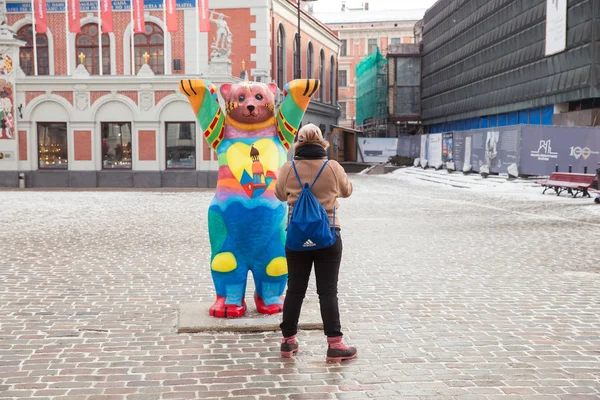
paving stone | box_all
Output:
[1,175,599,399]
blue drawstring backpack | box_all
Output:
[285,160,337,251]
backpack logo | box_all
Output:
[302,239,317,248]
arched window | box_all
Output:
[276,25,285,89]
[16,25,49,75]
[318,49,325,101]
[330,55,336,104]
[307,43,313,79]
[293,33,300,79]
[134,23,164,74]
[76,24,110,75]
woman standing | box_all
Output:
[275,124,356,363]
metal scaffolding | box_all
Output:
[355,47,388,136]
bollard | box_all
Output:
[18,172,25,189]
[569,165,572,173]
[555,164,559,172]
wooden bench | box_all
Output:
[535,172,597,198]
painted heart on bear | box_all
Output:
[226,139,279,198]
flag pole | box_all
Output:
[163,0,167,74]
[196,0,200,74]
[31,0,39,76]
[65,0,70,75]
[130,0,135,74]
[98,0,103,75]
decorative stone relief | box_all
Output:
[140,92,153,112]
[75,92,89,111]
[73,83,89,112]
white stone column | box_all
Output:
[250,5,271,82]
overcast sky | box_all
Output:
[312,0,438,12]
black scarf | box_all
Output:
[294,144,327,160]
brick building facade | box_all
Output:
[0,0,339,188]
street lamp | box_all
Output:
[296,0,318,79]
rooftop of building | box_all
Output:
[313,9,427,24]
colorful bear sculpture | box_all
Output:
[179,78,320,318]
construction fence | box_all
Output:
[361,125,600,177]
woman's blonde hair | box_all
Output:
[293,123,330,152]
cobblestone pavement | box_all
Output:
[1,174,599,400]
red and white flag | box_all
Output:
[33,0,48,33]
[165,0,177,32]
[133,0,145,33]
[199,0,209,32]
[101,0,113,32]
[68,0,81,32]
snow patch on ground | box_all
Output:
[380,167,599,205]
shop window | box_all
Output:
[16,25,49,76]
[76,24,110,75]
[166,122,196,169]
[38,122,67,169]
[101,122,132,169]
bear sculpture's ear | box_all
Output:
[220,83,233,98]
[267,83,278,96]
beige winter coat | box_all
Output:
[275,158,353,228]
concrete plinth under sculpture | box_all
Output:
[208,59,233,78]
[178,297,323,333]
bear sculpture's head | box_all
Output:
[220,82,278,124]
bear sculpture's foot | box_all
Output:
[209,295,247,318]
[254,293,284,315]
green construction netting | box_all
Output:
[355,48,388,126]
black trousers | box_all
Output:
[280,236,343,338]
